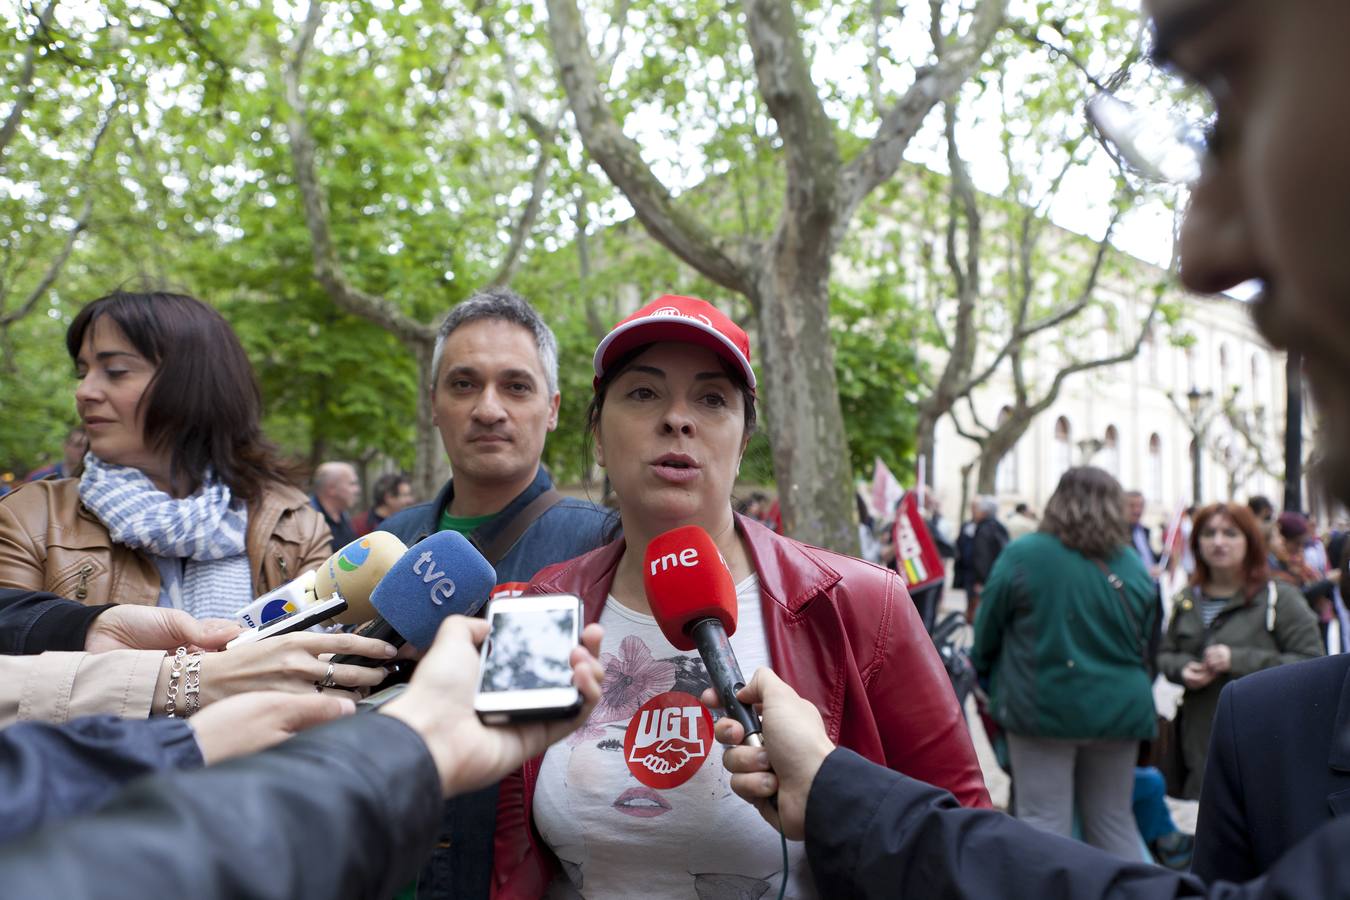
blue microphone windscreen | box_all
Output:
[368,531,497,649]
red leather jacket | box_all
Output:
[491,515,990,898]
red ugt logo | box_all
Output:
[623,691,714,789]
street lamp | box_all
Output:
[1285,351,1303,513]
[1187,386,1214,505]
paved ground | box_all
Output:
[939,587,1198,835]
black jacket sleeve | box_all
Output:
[0,588,114,654]
[806,747,1211,899]
[0,713,442,900]
[804,747,1350,899]
[0,715,203,842]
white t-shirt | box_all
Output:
[533,574,815,899]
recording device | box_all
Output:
[328,530,497,668]
[232,532,408,629]
[644,525,765,748]
[225,594,348,649]
[474,594,583,724]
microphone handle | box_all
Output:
[689,617,762,740]
[329,617,406,667]
[689,618,778,811]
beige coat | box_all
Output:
[0,478,332,606]
[0,649,165,728]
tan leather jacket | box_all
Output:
[0,479,333,606]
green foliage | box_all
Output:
[0,0,1175,509]
[832,279,926,476]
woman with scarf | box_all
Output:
[491,295,988,899]
[0,291,394,713]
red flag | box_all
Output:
[892,491,944,591]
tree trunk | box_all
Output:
[411,339,448,501]
[914,409,940,488]
[975,415,1033,495]
[752,262,858,555]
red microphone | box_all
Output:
[644,525,764,747]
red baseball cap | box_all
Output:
[593,295,756,391]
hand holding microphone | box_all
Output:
[701,668,836,841]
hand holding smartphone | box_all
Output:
[474,594,584,724]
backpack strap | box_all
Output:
[1093,558,1147,665]
[475,488,564,567]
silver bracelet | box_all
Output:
[164,647,188,718]
[183,651,204,718]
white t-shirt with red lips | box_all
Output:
[532,574,815,900]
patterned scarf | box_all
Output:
[78,454,253,620]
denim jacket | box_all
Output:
[379,466,613,900]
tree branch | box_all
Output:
[1011,18,1144,96]
[486,142,553,288]
[545,0,752,296]
[837,0,1005,225]
[0,98,115,327]
[949,403,987,446]
[480,17,566,288]
[430,0,487,101]
[743,0,841,219]
[282,0,435,347]
[1040,287,1164,405]
[953,194,1127,399]
[0,0,60,161]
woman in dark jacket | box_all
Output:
[972,466,1155,858]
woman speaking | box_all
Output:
[492,295,988,898]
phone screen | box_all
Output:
[479,607,577,693]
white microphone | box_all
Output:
[232,532,409,629]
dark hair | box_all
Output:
[1190,502,1271,598]
[67,290,292,501]
[584,341,757,440]
[371,472,410,507]
[1247,495,1274,520]
[1039,466,1130,559]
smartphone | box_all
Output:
[474,594,583,724]
[225,594,348,649]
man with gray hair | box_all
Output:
[381,286,611,900]
[966,495,1009,623]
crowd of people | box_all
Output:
[4,0,1350,896]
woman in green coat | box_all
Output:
[972,467,1156,858]
[1157,502,1323,799]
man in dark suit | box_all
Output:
[1191,653,1350,882]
